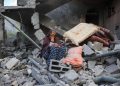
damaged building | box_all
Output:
[0,0,120,86]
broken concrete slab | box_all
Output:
[34,29,45,42]
[84,80,98,86]
[105,64,120,74]
[83,44,95,55]
[88,61,96,70]
[60,70,79,81]
[31,13,39,25]
[31,12,40,29]
[92,65,104,76]
[105,57,117,65]
[5,58,19,69]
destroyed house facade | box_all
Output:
[1,0,120,86]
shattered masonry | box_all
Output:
[0,0,120,86]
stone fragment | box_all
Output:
[22,81,35,86]
[34,29,45,41]
[5,58,19,69]
[92,65,104,76]
[60,70,79,81]
[105,57,117,65]
[32,48,40,55]
[83,44,94,55]
[84,80,98,86]
[34,24,40,30]
[88,61,96,70]
[105,64,120,74]
[114,44,120,50]
[11,80,18,86]
[31,12,39,26]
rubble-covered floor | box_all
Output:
[0,41,120,86]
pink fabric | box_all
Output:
[62,46,83,67]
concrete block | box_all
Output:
[49,60,71,72]
[60,70,79,81]
[92,65,104,76]
[31,12,39,26]
[83,44,95,55]
[34,29,45,41]
[5,58,19,69]
[105,64,120,74]
[88,61,96,70]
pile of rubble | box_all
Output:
[0,23,120,86]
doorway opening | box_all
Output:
[86,9,99,25]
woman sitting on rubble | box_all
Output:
[41,31,67,65]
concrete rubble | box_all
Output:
[0,0,120,85]
[0,26,120,86]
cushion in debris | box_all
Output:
[63,23,99,46]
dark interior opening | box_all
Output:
[86,9,99,25]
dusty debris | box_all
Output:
[5,58,19,69]
[92,65,104,76]
[0,8,120,86]
[83,44,95,55]
[105,64,120,74]
[34,29,45,42]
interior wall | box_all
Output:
[104,0,120,39]
[46,1,106,30]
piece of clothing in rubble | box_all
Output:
[43,43,67,65]
[88,27,114,46]
[41,31,62,56]
[62,46,83,68]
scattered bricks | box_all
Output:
[105,57,117,65]
[5,58,19,69]
[34,29,45,41]
[31,66,50,85]
[49,60,71,73]
[105,64,120,74]
[92,65,104,76]
[60,70,79,81]
[83,44,94,55]
[88,61,96,70]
